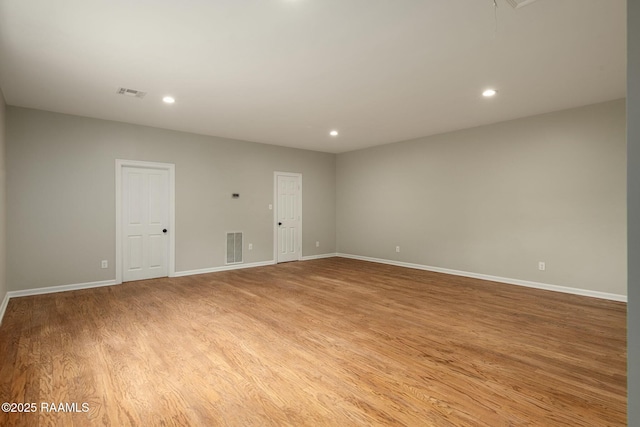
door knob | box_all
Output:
[163,229,167,233]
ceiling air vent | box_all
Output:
[116,87,147,99]
[506,0,540,8]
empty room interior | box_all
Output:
[0,0,638,426]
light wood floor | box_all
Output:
[0,258,626,426]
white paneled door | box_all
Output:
[276,173,302,263]
[122,167,169,281]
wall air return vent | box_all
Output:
[116,87,147,99]
[506,0,540,8]
[226,232,243,265]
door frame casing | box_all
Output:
[115,159,176,284]
[273,171,303,263]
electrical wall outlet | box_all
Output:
[538,261,546,271]
[248,243,253,250]
[396,246,400,253]
[316,241,320,247]
[101,260,108,269]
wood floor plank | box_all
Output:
[0,258,626,426]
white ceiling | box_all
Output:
[0,0,626,153]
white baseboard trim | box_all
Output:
[8,279,120,299]
[175,254,339,276]
[2,252,621,326]
[337,253,627,302]
[301,253,338,261]
[173,260,276,277]
[0,260,277,322]
[0,292,10,326]
[0,255,327,322]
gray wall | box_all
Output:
[337,99,627,296]
[628,0,639,422]
[6,107,336,291]
[0,90,6,306]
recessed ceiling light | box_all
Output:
[330,130,339,137]
[163,96,175,104]
[482,89,497,97]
